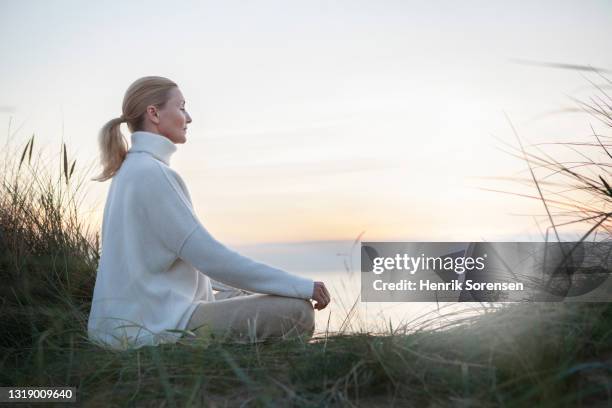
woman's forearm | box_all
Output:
[179,224,314,300]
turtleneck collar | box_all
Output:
[128,131,177,166]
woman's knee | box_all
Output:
[286,298,315,334]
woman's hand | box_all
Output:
[312,281,331,310]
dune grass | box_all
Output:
[2,72,612,406]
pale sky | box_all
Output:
[1,0,611,245]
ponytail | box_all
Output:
[90,116,128,182]
[91,76,178,182]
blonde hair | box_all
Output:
[91,76,178,182]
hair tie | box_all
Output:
[118,115,126,122]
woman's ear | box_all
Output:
[146,105,160,125]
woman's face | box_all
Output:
[152,87,192,144]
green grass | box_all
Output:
[3,300,612,406]
[2,73,612,406]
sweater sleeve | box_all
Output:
[136,163,200,256]
[138,162,314,300]
[179,225,315,300]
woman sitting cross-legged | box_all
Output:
[87,76,331,350]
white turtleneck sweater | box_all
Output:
[87,130,315,350]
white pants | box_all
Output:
[186,289,315,344]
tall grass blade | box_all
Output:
[18,136,32,171]
[28,133,34,164]
[63,142,68,185]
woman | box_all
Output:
[87,76,331,350]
